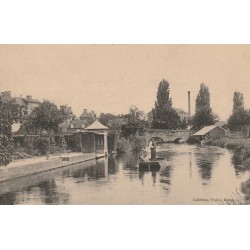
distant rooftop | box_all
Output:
[175,108,188,114]
[21,95,40,104]
[69,119,86,129]
[85,120,109,130]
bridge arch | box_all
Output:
[145,129,190,143]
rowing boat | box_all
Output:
[139,156,168,171]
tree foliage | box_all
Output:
[0,100,25,166]
[192,83,218,130]
[120,105,146,138]
[22,101,65,134]
[228,92,250,130]
[99,113,116,126]
[152,79,181,129]
[233,92,244,113]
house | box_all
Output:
[14,95,41,115]
[193,125,228,141]
[175,108,190,121]
[59,106,75,133]
[0,91,12,103]
[79,109,96,126]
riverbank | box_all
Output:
[0,152,102,183]
[206,138,250,166]
[204,138,250,203]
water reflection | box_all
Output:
[0,192,17,205]
[71,158,108,182]
[159,166,171,186]
[0,144,249,204]
[194,147,221,182]
[108,156,119,175]
[36,180,70,205]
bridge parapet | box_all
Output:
[145,129,191,143]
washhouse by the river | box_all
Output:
[73,120,109,157]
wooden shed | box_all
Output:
[193,125,227,141]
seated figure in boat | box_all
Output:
[139,150,150,162]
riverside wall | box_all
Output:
[0,152,99,183]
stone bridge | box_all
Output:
[145,129,191,143]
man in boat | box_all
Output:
[149,139,156,160]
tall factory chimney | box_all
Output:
[188,91,191,117]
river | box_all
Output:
[0,143,249,205]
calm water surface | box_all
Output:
[0,144,249,205]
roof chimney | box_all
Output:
[188,91,191,117]
[26,95,32,100]
[83,109,87,113]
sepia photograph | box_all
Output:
[0,44,250,205]
[2,1,250,250]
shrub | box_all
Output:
[108,131,118,153]
[33,136,50,155]
[116,133,146,153]
[116,137,132,153]
[186,136,200,144]
[241,178,250,201]
[129,133,146,152]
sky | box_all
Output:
[0,44,250,120]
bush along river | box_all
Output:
[0,143,249,205]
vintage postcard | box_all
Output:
[0,44,250,205]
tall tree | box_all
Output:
[233,92,244,113]
[228,92,250,130]
[192,83,218,130]
[152,79,180,129]
[155,79,172,111]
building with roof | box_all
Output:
[85,120,109,132]
[175,108,190,121]
[79,109,96,126]
[73,120,109,157]
[14,95,41,115]
[193,125,228,141]
[0,91,12,103]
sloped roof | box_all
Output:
[175,108,188,114]
[215,121,227,127]
[80,110,93,119]
[70,119,86,129]
[85,120,109,130]
[193,125,225,136]
[21,98,40,104]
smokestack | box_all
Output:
[188,91,191,117]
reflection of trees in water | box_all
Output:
[37,179,69,205]
[138,165,171,190]
[233,164,248,176]
[0,192,17,205]
[156,149,176,162]
[108,156,119,174]
[230,151,248,176]
[69,159,108,181]
[159,166,171,192]
[116,152,139,170]
[194,147,221,181]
